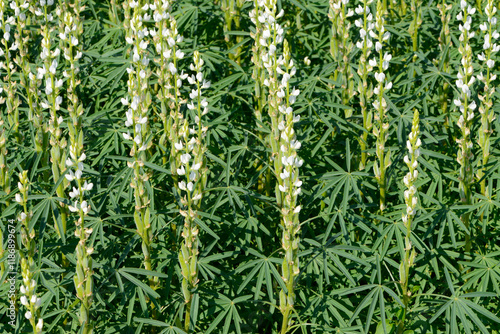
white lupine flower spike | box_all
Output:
[329,0,355,117]
[397,110,421,332]
[173,50,210,332]
[16,171,43,334]
[258,0,302,330]
[477,0,498,206]
[356,0,375,170]
[122,0,158,309]
[372,0,392,212]
[455,0,475,253]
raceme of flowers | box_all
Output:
[354,0,375,170]
[477,0,498,197]
[16,171,44,334]
[371,0,392,211]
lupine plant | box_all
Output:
[17,171,44,334]
[397,110,421,334]
[37,0,69,240]
[355,0,374,170]
[455,0,476,253]
[122,0,155,287]
[437,0,453,126]
[175,50,210,333]
[372,0,392,211]
[329,0,355,118]
[1,0,500,333]
[477,0,498,200]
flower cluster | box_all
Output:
[59,1,84,126]
[250,0,267,132]
[258,1,303,330]
[329,0,355,117]
[437,0,453,119]
[35,0,70,238]
[62,4,95,320]
[477,0,498,197]
[276,41,303,322]
[150,0,186,164]
[259,0,284,157]
[354,0,375,170]
[402,112,421,226]
[455,0,475,204]
[12,1,45,153]
[65,135,94,333]
[371,0,392,211]
[398,110,420,331]
[16,171,44,334]
[175,51,210,309]
[0,1,21,143]
[122,0,155,280]
[455,0,476,252]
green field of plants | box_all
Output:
[1,0,500,333]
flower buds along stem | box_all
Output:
[173,51,210,332]
[35,0,69,239]
[477,0,498,201]
[250,0,266,134]
[397,110,421,334]
[329,0,355,118]
[17,171,44,334]
[258,1,302,331]
[66,131,94,334]
[123,0,156,289]
[13,1,46,154]
[151,0,184,166]
[220,0,245,63]
[59,2,93,332]
[437,0,452,127]
[0,1,21,144]
[455,0,476,253]
[276,40,303,334]
[409,0,422,57]
[371,0,392,211]
[250,0,271,193]
[355,0,375,170]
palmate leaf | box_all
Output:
[302,237,369,287]
[337,256,403,334]
[235,247,284,302]
[460,252,500,295]
[429,268,500,333]
[204,294,253,334]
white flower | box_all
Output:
[280,169,290,179]
[21,296,28,306]
[18,212,27,222]
[82,201,90,214]
[25,311,32,319]
[36,319,43,331]
[15,193,23,203]
[487,59,495,68]
[177,166,186,175]
[375,72,385,83]
[187,182,194,191]
[180,153,191,164]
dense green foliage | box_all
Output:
[1,0,500,333]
